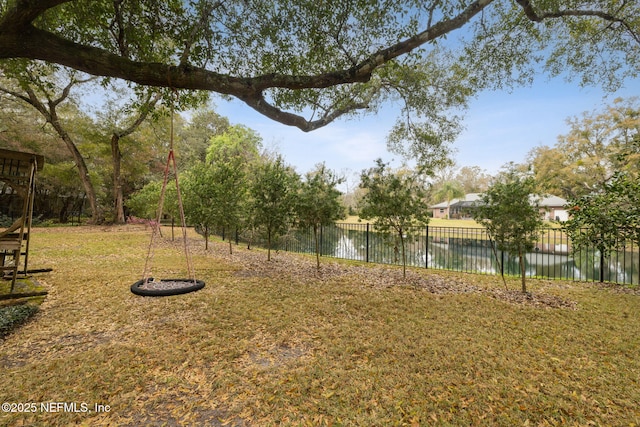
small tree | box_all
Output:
[127,180,178,224]
[212,156,247,254]
[182,164,216,249]
[563,171,640,258]
[473,171,543,293]
[296,163,346,270]
[183,126,259,253]
[248,155,299,261]
[205,124,261,165]
[358,159,430,278]
[183,157,247,253]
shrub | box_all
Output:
[0,304,39,339]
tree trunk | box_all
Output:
[488,235,508,290]
[267,228,272,261]
[399,229,406,278]
[58,197,70,223]
[111,134,125,224]
[49,115,102,223]
[519,250,527,293]
[110,92,160,223]
[314,224,320,270]
[12,81,104,224]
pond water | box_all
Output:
[281,225,639,286]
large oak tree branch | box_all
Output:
[0,1,491,92]
[115,92,162,138]
[0,1,492,131]
[1,0,637,131]
[240,93,369,132]
[0,0,69,30]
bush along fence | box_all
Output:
[220,223,639,286]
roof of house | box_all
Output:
[536,195,567,207]
[430,193,482,209]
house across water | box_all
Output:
[430,193,568,221]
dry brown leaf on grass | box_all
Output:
[203,239,577,309]
[9,227,630,427]
[486,289,578,309]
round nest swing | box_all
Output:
[130,278,205,297]
[130,91,205,297]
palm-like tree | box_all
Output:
[433,181,465,219]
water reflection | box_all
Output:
[286,225,639,286]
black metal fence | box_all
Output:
[227,223,639,286]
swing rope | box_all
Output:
[142,89,195,283]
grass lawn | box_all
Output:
[1,226,639,426]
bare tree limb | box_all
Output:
[109,0,129,58]
[515,0,640,44]
[179,1,224,66]
[114,91,162,138]
[240,92,369,132]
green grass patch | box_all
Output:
[1,226,639,426]
[0,304,39,339]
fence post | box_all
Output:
[425,224,429,269]
[366,223,370,263]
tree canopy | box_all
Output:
[359,159,430,278]
[432,180,465,219]
[248,154,299,261]
[527,97,640,199]
[1,1,638,163]
[563,171,640,257]
[296,163,346,269]
[472,169,543,293]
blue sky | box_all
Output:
[213,75,640,180]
